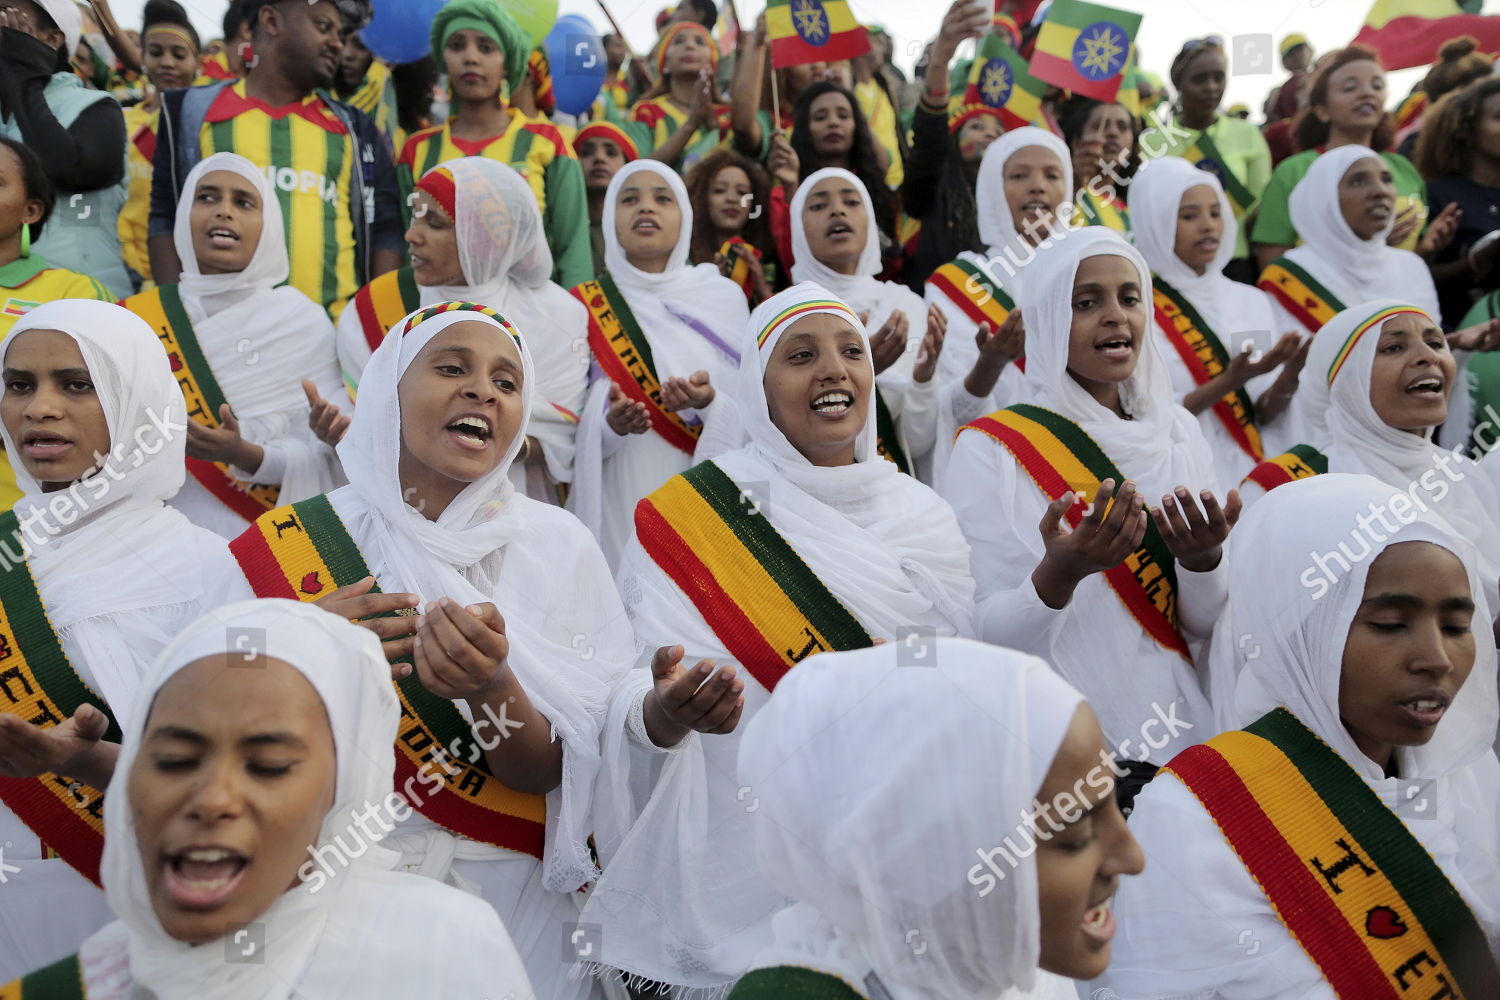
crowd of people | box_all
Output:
[0,0,1497,996]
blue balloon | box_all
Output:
[360,0,447,65]
[546,15,607,117]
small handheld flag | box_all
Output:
[1029,0,1142,102]
[765,0,871,68]
[965,31,1046,130]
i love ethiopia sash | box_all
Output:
[229,495,545,859]
[1152,278,1262,462]
[959,404,1189,660]
[1243,443,1328,493]
[122,284,280,521]
[926,257,1015,332]
[574,273,702,455]
[348,266,421,357]
[1258,256,1347,335]
[1166,708,1500,999]
[635,461,873,694]
[0,510,120,887]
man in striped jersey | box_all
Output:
[145,0,402,317]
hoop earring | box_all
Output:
[517,436,532,463]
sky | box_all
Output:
[167,0,1500,117]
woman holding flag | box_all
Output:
[569,159,748,569]
[580,282,974,996]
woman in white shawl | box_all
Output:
[1237,300,1500,617]
[1100,474,1500,999]
[924,128,1074,482]
[580,282,976,995]
[789,167,944,480]
[0,598,535,998]
[0,300,246,983]
[118,151,346,540]
[730,638,1145,1000]
[1130,157,1307,484]
[570,159,749,567]
[333,157,590,505]
[228,301,637,1000]
[942,228,1233,774]
[1255,145,1500,447]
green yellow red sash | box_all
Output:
[1182,129,1256,221]
[872,389,910,475]
[1243,443,1327,493]
[926,257,1015,332]
[574,273,701,455]
[635,461,873,694]
[122,284,280,522]
[349,266,422,357]
[1153,278,1263,463]
[229,495,545,859]
[0,953,87,999]
[1076,189,1132,235]
[959,404,1189,660]
[1258,257,1346,335]
[1166,708,1500,999]
[0,510,119,887]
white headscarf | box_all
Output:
[86,599,532,1000]
[738,638,1085,1000]
[974,127,1073,298]
[1131,157,1236,304]
[1302,300,1500,609]
[332,302,624,892]
[34,0,81,61]
[420,157,589,487]
[166,152,344,532]
[1021,226,1215,490]
[1283,145,1438,319]
[1230,474,1498,777]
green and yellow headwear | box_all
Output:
[430,0,530,97]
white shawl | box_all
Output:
[941,228,1224,764]
[737,638,1085,1000]
[1130,156,1289,479]
[1103,474,1500,999]
[581,283,976,993]
[334,158,590,496]
[569,159,748,567]
[0,300,248,981]
[789,167,936,475]
[80,598,534,1000]
[167,152,345,539]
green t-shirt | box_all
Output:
[1251,149,1427,253]
[1142,114,1272,259]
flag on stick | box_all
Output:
[1029,0,1142,102]
[766,0,870,68]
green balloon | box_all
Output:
[501,0,559,49]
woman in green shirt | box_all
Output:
[1251,44,1431,273]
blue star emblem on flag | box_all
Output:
[1071,21,1127,80]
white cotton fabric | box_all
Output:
[77,598,534,1000]
[736,639,1084,1000]
[167,152,345,539]
[1130,157,1291,481]
[582,283,976,993]
[34,0,81,60]
[941,228,1223,765]
[1271,146,1458,444]
[329,304,633,1000]
[1102,474,1500,999]
[0,300,248,983]
[788,168,937,477]
[927,129,1074,483]
[335,158,590,501]
[568,159,748,568]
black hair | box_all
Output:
[221,0,246,41]
[0,137,54,245]
[142,0,201,50]
[242,0,367,38]
[1058,96,1141,186]
[790,81,896,246]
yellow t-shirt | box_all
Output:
[855,78,903,190]
[118,103,157,284]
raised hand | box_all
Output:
[304,378,350,447]
[313,575,420,678]
[186,403,264,472]
[1386,202,1422,248]
[0,705,108,779]
[642,644,744,747]
[1448,316,1500,353]
[1032,478,1147,609]
[606,382,651,435]
[1417,202,1461,260]
[661,370,714,411]
[1150,487,1241,572]
[865,309,909,376]
[912,304,947,383]
[413,598,510,702]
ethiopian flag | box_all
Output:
[1353,0,1500,71]
[965,31,1045,130]
[766,0,870,68]
[1030,0,1142,102]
